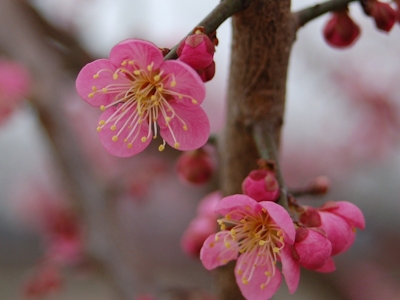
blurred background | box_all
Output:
[1,0,400,299]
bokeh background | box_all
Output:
[1,0,400,299]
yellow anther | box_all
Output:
[262,208,267,213]
[147,64,153,71]
[158,144,165,152]
[112,136,118,142]
[165,117,171,122]
[280,236,284,242]
[158,87,163,92]
[170,81,176,87]
[226,214,231,220]
[192,99,198,104]
[240,219,246,223]
[265,271,272,277]
[174,142,180,149]
[220,224,226,230]
[92,86,98,92]
[96,126,102,132]
[154,74,161,81]
[100,105,106,111]
[214,235,219,241]
[99,120,105,125]
[261,283,266,290]
[121,60,127,66]
[273,247,280,253]
[178,95,183,99]
[237,270,243,275]
[151,95,157,101]
[183,125,188,131]
[134,70,141,75]
[93,74,99,79]
[209,242,214,248]
[141,137,147,142]
[230,229,236,236]
[242,277,249,285]
[127,143,132,149]
[225,242,231,248]
[246,206,251,210]
[259,240,266,246]
[113,73,118,80]
[153,135,157,139]
[102,87,108,93]
[129,60,134,65]
[111,125,117,131]
[88,93,95,98]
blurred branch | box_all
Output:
[294,0,358,29]
[164,0,250,60]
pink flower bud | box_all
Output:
[242,170,280,202]
[307,175,330,195]
[370,1,396,32]
[293,227,332,270]
[197,61,216,82]
[323,10,360,48]
[176,148,215,185]
[177,32,215,69]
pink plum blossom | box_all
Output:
[300,201,365,256]
[200,195,298,300]
[242,170,279,202]
[76,39,210,157]
[181,191,221,257]
[0,59,30,125]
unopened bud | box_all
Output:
[176,148,215,185]
[242,170,279,202]
[323,9,360,48]
[177,31,215,69]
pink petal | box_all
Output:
[295,229,332,270]
[319,212,355,256]
[200,232,238,270]
[76,59,128,106]
[159,102,210,151]
[235,254,282,300]
[331,201,365,230]
[109,39,164,70]
[280,245,300,294]
[259,201,295,244]
[159,60,206,105]
[98,107,151,157]
[214,195,261,219]
[315,257,336,273]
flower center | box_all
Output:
[88,59,199,150]
[217,208,285,288]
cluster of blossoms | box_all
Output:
[194,167,365,300]
[76,33,215,157]
[323,0,399,48]
[0,59,30,126]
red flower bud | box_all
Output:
[370,1,396,32]
[176,148,215,185]
[177,32,215,69]
[197,61,216,82]
[323,10,360,48]
[242,170,280,202]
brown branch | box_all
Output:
[164,0,250,60]
[294,0,358,29]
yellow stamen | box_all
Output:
[158,144,165,151]
[113,73,118,80]
[111,125,117,131]
[93,74,99,79]
[141,137,147,142]
[112,136,118,142]
[100,105,106,111]
[174,142,180,149]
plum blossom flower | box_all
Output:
[200,195,298,300]
[0,59,30,125]
[76,39,210,157]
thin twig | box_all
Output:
[164,0,250,60]
[252,121,289,211]
[294,0,358,29]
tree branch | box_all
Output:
[164,0,250,60]
[294,0,358,29]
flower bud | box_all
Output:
[197,61,216,82]
[177,31,215,69]
[369,1,396,32]
[242,170,279,202]
[176,148,215,185]
[323,10,360,48]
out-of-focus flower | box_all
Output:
[23,264,62,299]
[300,201,365,256]
[363,0,396,32]
[176,146,215,185]
[76,39,210,157]
[181,191,221,257]
[323,9,360,48]
[200,195,298,300]
[0,59,30,125]
[242,170,279,202]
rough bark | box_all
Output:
[218,0,296,298]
